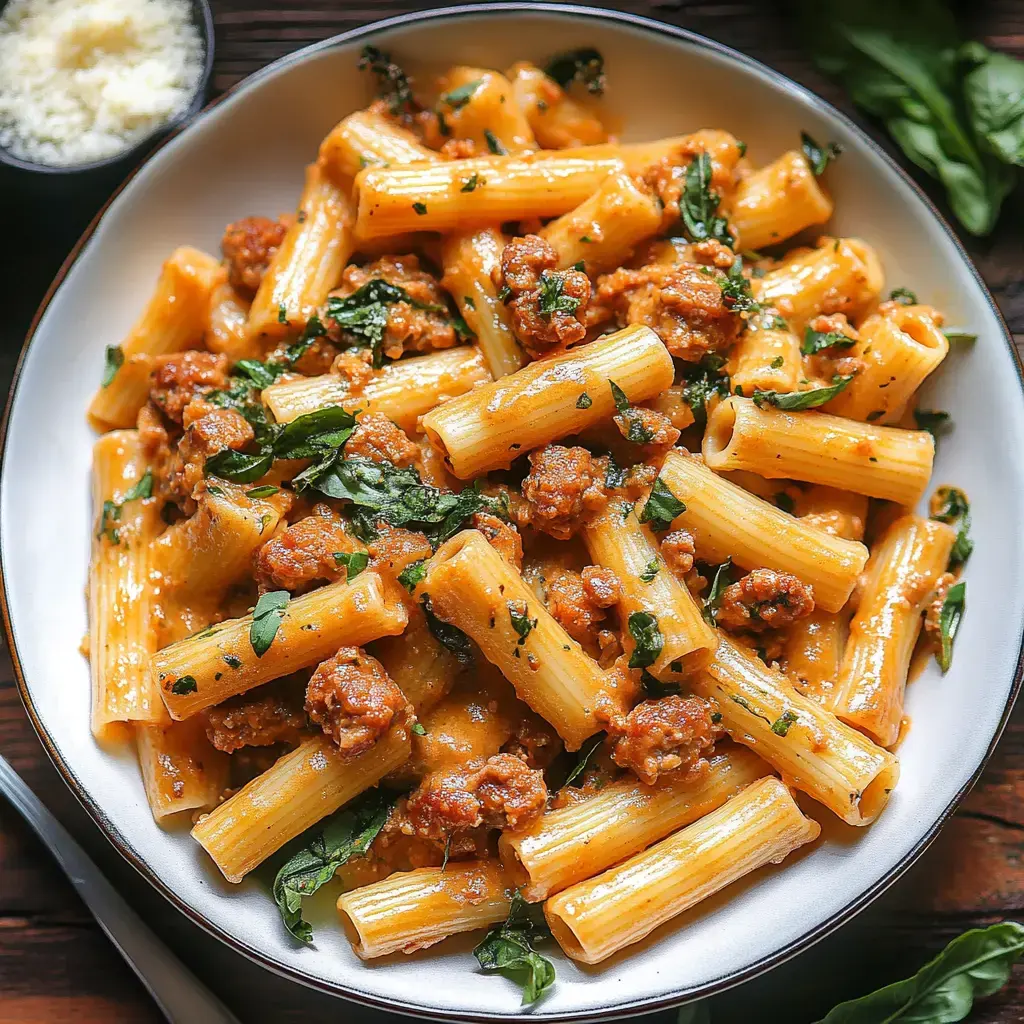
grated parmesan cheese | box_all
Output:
[0,0,203,167]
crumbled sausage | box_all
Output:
[519,445,607,539]
[607,694,716,785]
[203,680,308,754]
[368,523,433,585]
[345,412,419,467]
[149,352,230,424]
[221,216,288,297]
[545,566,620,645]
[593,262,741,362]
[582,565,621,608]
[175,406,256,499]
[613,405,681,451]
[499,235,591,357]
[472,511,523,570]
[331,255,457,360]
[255,506,353,593]
[440,137,478,160]
[305,647,411,760]
[661,529,696,577]
[404,753,548,839]
[331,350,376,393]
[716,569,815,632]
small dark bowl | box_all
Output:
[0,0,214,185]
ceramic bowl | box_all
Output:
[2,4,1022,1019]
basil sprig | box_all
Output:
[474,891,556,1004]
[752,374,854,411]
[627,611,663,670]
[250,590,289,657]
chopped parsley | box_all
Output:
[460,172,482,192]
[770,710,799,736]
[639,558,660,583]
[412,201,428,215]
[627,611,663,670]
[398,559,428,593]
[609,379,654,444]
[508,600,537,645]
[718,256,760,313]
[170,675,197,696]
[770,356,785,369]
[639,477,686,532]
[97,469,153,544]
[576,392,592,409]
[679,354,731,425]
[440,79,483,109]
[537,271,582,316]
[800,131,843,175]
[358,46,418,119]
[889,287,918,306]
[484,129,507,155]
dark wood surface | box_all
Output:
[1,2,1023,1022]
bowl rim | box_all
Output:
[0,0,216,175]
[1,3,1021,1018]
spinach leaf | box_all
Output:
[962,44,1024,168]
[931,485,973,567]
[273,789,394,944]
[101,344,124,387]
[564,732,604,787]
[421,595,474,664]
[474,891,556,1004]
[752,374,854,410]
[627,611,663,670]
[818,920,1023,1023]
[936,580,965,673]
[914,408,951,439]
[204,448,275,484]
[544,47,606,95]
[801,130,844,174]
[679,152,733,247]
[679,355,731,425]
[702,559,735,626]
[802,324,857,354]
[609,379,654,444]
[398,559,427,593]
[358,46,418,119]
[250,590,289,658]
[333,551,369,580]
[639,477,686,532]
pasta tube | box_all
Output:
[507,62,608,149]
[539,171,663,273]
[830,515,955,746]
[544,777,820,964]
[248,162,354,340]
[435,67,536,154]
[338,861,510,958]
[319,109,439,183]
[155,573,407,720]
[205,280,260,361]
[656,451,868,613]
[690,636,900,825]
[825,305,949,424]
[88,247,221,429]
[703,396,935,505]
[781,607,845,707]
[192,731,411,882]
[583,505,717,679]
[730,151,833,251]
[441,229,525,378]
[421,531,612,749]
[372,615,461,715]
[729,323,802,394]
[422,324,673,479]
[500,745,771,900]
[261,346,491,431]
[136,719,229,823]
[89,431,164,736]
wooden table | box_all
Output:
[1,2,1022,1021]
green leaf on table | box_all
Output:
[962,44,1024,167]
[273,788,395,944]
[817,920,1024,1022]
[474,891,556,1004]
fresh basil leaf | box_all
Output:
[98,470,153,542]
[641,670,681,698]
[170,675,197,695]
[818,920,1023,1023]
[333,550,370,580]
[123,469,153,503]
[101,344,123,387]
[718,256,760,312]
[205,448,275,484]
[460,172,482,193]
[801,130,844,174]
[275,406,357,460]
[484,129,507,155]
[802,325,857,354]
[679,356,731,425]
[537,271,581,317]
[422,595,473,664]
[284,312,328,366]
[358,45,418,118]
[702,559,735,626]
[273,789,394,943]
[680,152,733,247]
[943,330,978,344]
[508,600,536,644]
[931,486,973,567]
[640,477,686,532]
[627,611,663,669]
[250,590,289,657]
[474,891,556,1005]
[937,580,966,673]
[576,392,592,409]
[962,46,1024,168]
[752,374,854,410]
[564,732,604,787]
[411,722,427,736]
[398,559,427,593]
[604,454,628,490]
[440,79,483,110]
[544,47,606,95]
[889,286,918,305]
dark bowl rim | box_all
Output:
[1,3,1021,1020]
[0,0,215,175]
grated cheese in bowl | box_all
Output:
[0,0,204,168]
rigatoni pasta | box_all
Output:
[81,42,973,997]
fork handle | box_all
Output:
[0,755,242,1024]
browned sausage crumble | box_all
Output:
[345,412,419,468]
[499,235,591,358]
[203,679,308,754]
[661,529,696,577]
[519,444,608,539]
[255,505,352,593]
[607,694,717,785]
[149,351,230,425]
[305,647,411,760]
[472,511,524,570]
[221,215,288,297]
[716,569,815,632]
[545,566,621,646]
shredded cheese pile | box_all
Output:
[0,0,203,167]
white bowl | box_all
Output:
[2,4,1022,1019]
